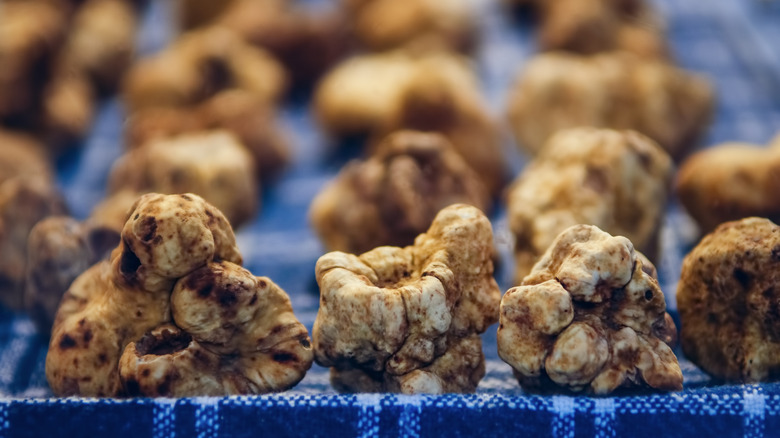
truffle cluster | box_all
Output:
[46,193,312,397]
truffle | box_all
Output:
[310,130,491,254]
[507,128,672,282]
[313,204,500,394]
[498,224,682,394]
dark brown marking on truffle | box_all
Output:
[59,334,77,350]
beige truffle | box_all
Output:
[108,131,259,228]
[309,130,491,254]
[125,90,290,178]
[123,26,286,112]
[677,217,780,382]
[506,51,714,161]
[212,0,349,87]
[515,0,668,59]
[313,204,500,394]
[0,1,67,123]
[498,224,682,394]
[507,128,673,282]
[345,0,479,54]
[315,51,506,194]
[46,193,312,397]
[676,135,780,234]
[25,216,119,334]
[0,133,67,309]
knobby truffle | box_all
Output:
[315,51,506,194]
[507,128,672,282]
[313,204,500,394]
[108,130,259,228]
[677,217,780,382]
[677,134,780,234]
[310,130,490,254]
[46,193,312,397]
[498,224,682,394]
[506,51,714,161]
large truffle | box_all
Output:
[677,135,780,234]
[46,193,312,397]
[507,128,672,282]
[506,51,714,161]
[315,51,506,194]
[313,204,500,394]
[108,131,259,228]
[309,131,491,254]
[498,224,682,394]
[677,217,780,382]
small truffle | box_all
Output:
[108,131,259,228]
[676,135,780,234]
[497,224,682,394]
[315,51,506,194]
[46,193,312,397]
[125,90,290,178]
[0,132,67,310]
[345,0,480,54]
[25,217,119,334]
[506,51,714,161]
[309,130,491,254]
[677,217,780,382]
[507,128,672,282]
[122,26,286,112]
[515,0,669,59]
[313,204,500,394]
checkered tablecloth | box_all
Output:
[2,0,780,436]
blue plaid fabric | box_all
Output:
[2,0,780,436]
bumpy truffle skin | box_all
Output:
[507,128,673,282]
[506,51,714,161]
[310,131,491,254]
[108,131,259,228]
[45,193,310,397]
[25,217,119,334]
[313,204,500,394]
[677,217,780,382]
[315,51,506,195]
[498,224,682,394]
[677,135,780,234]
[119,262,313,396]
[346,0,480,54]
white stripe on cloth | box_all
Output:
[744,386,766,438]
[356,393,382,438]
[194,398,220,438]
[552,396,576,438]
[593,398,616,438]
[396,395,423,438]
[0,319,35,392]
[153,398,176,438]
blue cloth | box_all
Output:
[2,0,780,436]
